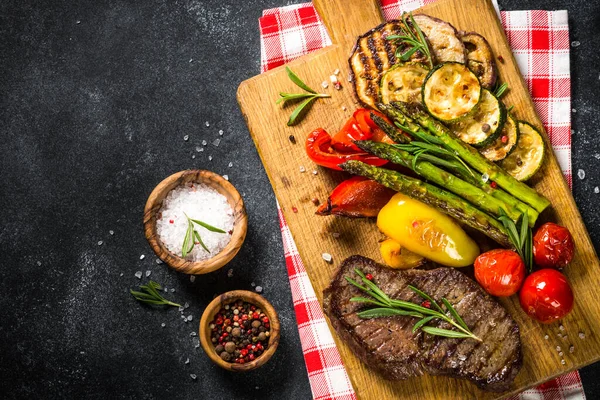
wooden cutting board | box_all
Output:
[237,0,600,398]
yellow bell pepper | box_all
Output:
[377,193,479,267]
[379,238,425,269]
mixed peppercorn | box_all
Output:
[209,300,271,364]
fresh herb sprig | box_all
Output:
[130,281,181,307]
[182,213,226,258]
[386,13,434,69]
[493,82,509,98]
[393,122,476,180]
[498,209,533,272]
[346,269,482,342]
[277,67,331,126]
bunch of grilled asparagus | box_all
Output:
[341,102,550,248]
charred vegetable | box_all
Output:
[499,121,545,181]
[379,63,429,105]
[480,113,519,162]
[422,62,482,122]
[460,31,497,89]
[412,14,466,64]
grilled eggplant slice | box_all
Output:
[413,14,466,64]
[449,88,506,148]
[480,113,519,161]
[350,20,430,108]
[379,63,429,105]
[500,122,545,181]
[460,31,497,89]
[422,62,482,121]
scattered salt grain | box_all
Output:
[208,155,213,161]
[572,108,577,113]
[140,254,145,260]
[179,306,185,312]
[255,286,263,293]
[255,386,260,390]
[190,275,196,283]
[163,287,168,292]
[223,175,229,181]
[190,374,197,380]
[333,69,340,76]
[170,288,175,293]
[161,323,166,328]
[183,135,189,141]
[135,271,142,279]
[251,282,256,287]
[579,332,586,339]
[342,106,347,111]
[189,58,193,63]
[109,230,114,235]
[561,359,566,365]
[332,232,341,238]
[227,269,234,278]
[228,162,233,168]
[219,129,224,136]
[146,270,151,277]
[570,345,575,353]
[195,146,202,152]
[156,185,234,262]
[185,357,190,364]
[191,155,195,159]
[330,74,338,84]
[98,241,103,246]
[594,187,599,194]
[184,302,189,309]
[189,331,196,336]
[556,345,561,351]
[577,169,585,180]
[559,325,565,331]
[187,315,193,321]
[76,20,81,24]
[37,261,42,266]
[202,140,207,146]
[481,173,489,183]
[212,138,221,147]
[571,40,581,47]
[321,81,329,89]
[156,258,163,264]
[205,121,210,127]
[312,170,318,175]
[544,335,549,340]
[322,253,333,263]
[559,351,564,357]
[299,166,306,173]
[120,272,123,276]
[348,74,353,82]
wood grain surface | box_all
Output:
[237,0,600,398]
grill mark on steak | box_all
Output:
[323,255,522,392]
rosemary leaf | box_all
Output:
[441,298,469,331]
[276,92,315,104]
[412,315,436,332]
[181,221,195,258]
[358,308,424,319]
[286,66,317,94]
[494,82,509,98]
[193,230,209,253]
[287,96,316,126]
[190,219,226,233]
[130,280,181,307]
[421,326,472,339]
[408,285,444,314]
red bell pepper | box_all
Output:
[305,128,387,171]
[316,176,395,218]
[331,115,372,152]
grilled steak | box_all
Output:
[323,255,522,392]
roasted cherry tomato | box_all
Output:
[533,222,574,269]
[474,249,525,297]
[316,176,395,217]
[519,269,574,324]
[305,128,387,171]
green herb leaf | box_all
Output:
[358,308,424,319]
[190,219,226,233]
[441,298,469,331]
[412,315,436,332]
[287,96,317,126]
[421,326,472,339]
[286,66,317,94]
[507,105,515,113]
[130,280,181,307]
[193,230,210,253]
[408,285,444,313]
[181,220,195,258]
[276,92,315,104]
[494,82,509,98]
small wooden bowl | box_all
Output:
[199,290,280,371]
[143,170,248,275]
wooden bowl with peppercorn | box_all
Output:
[144,170,248,275]
[199,290,280,371]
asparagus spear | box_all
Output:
[355,140,523,221]
[341,160,512,248]
[369,113,411,144]
[393,102,550,214]
[375,104,539,226]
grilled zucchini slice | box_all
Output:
[460,31,497,90]
[480,113,519,161]
[379,63,429,105]
[422,62,482,122]
[499,121,545,181]
[448,89,506,148]
[412,14,466,64]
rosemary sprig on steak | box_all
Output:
[346,269,482,342]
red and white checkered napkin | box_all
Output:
[260,1,582,399]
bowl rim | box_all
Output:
[143,169,248,275]
[199,290,280,371]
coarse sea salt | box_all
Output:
[156,184,235,262]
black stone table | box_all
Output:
[1,0,598,398]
